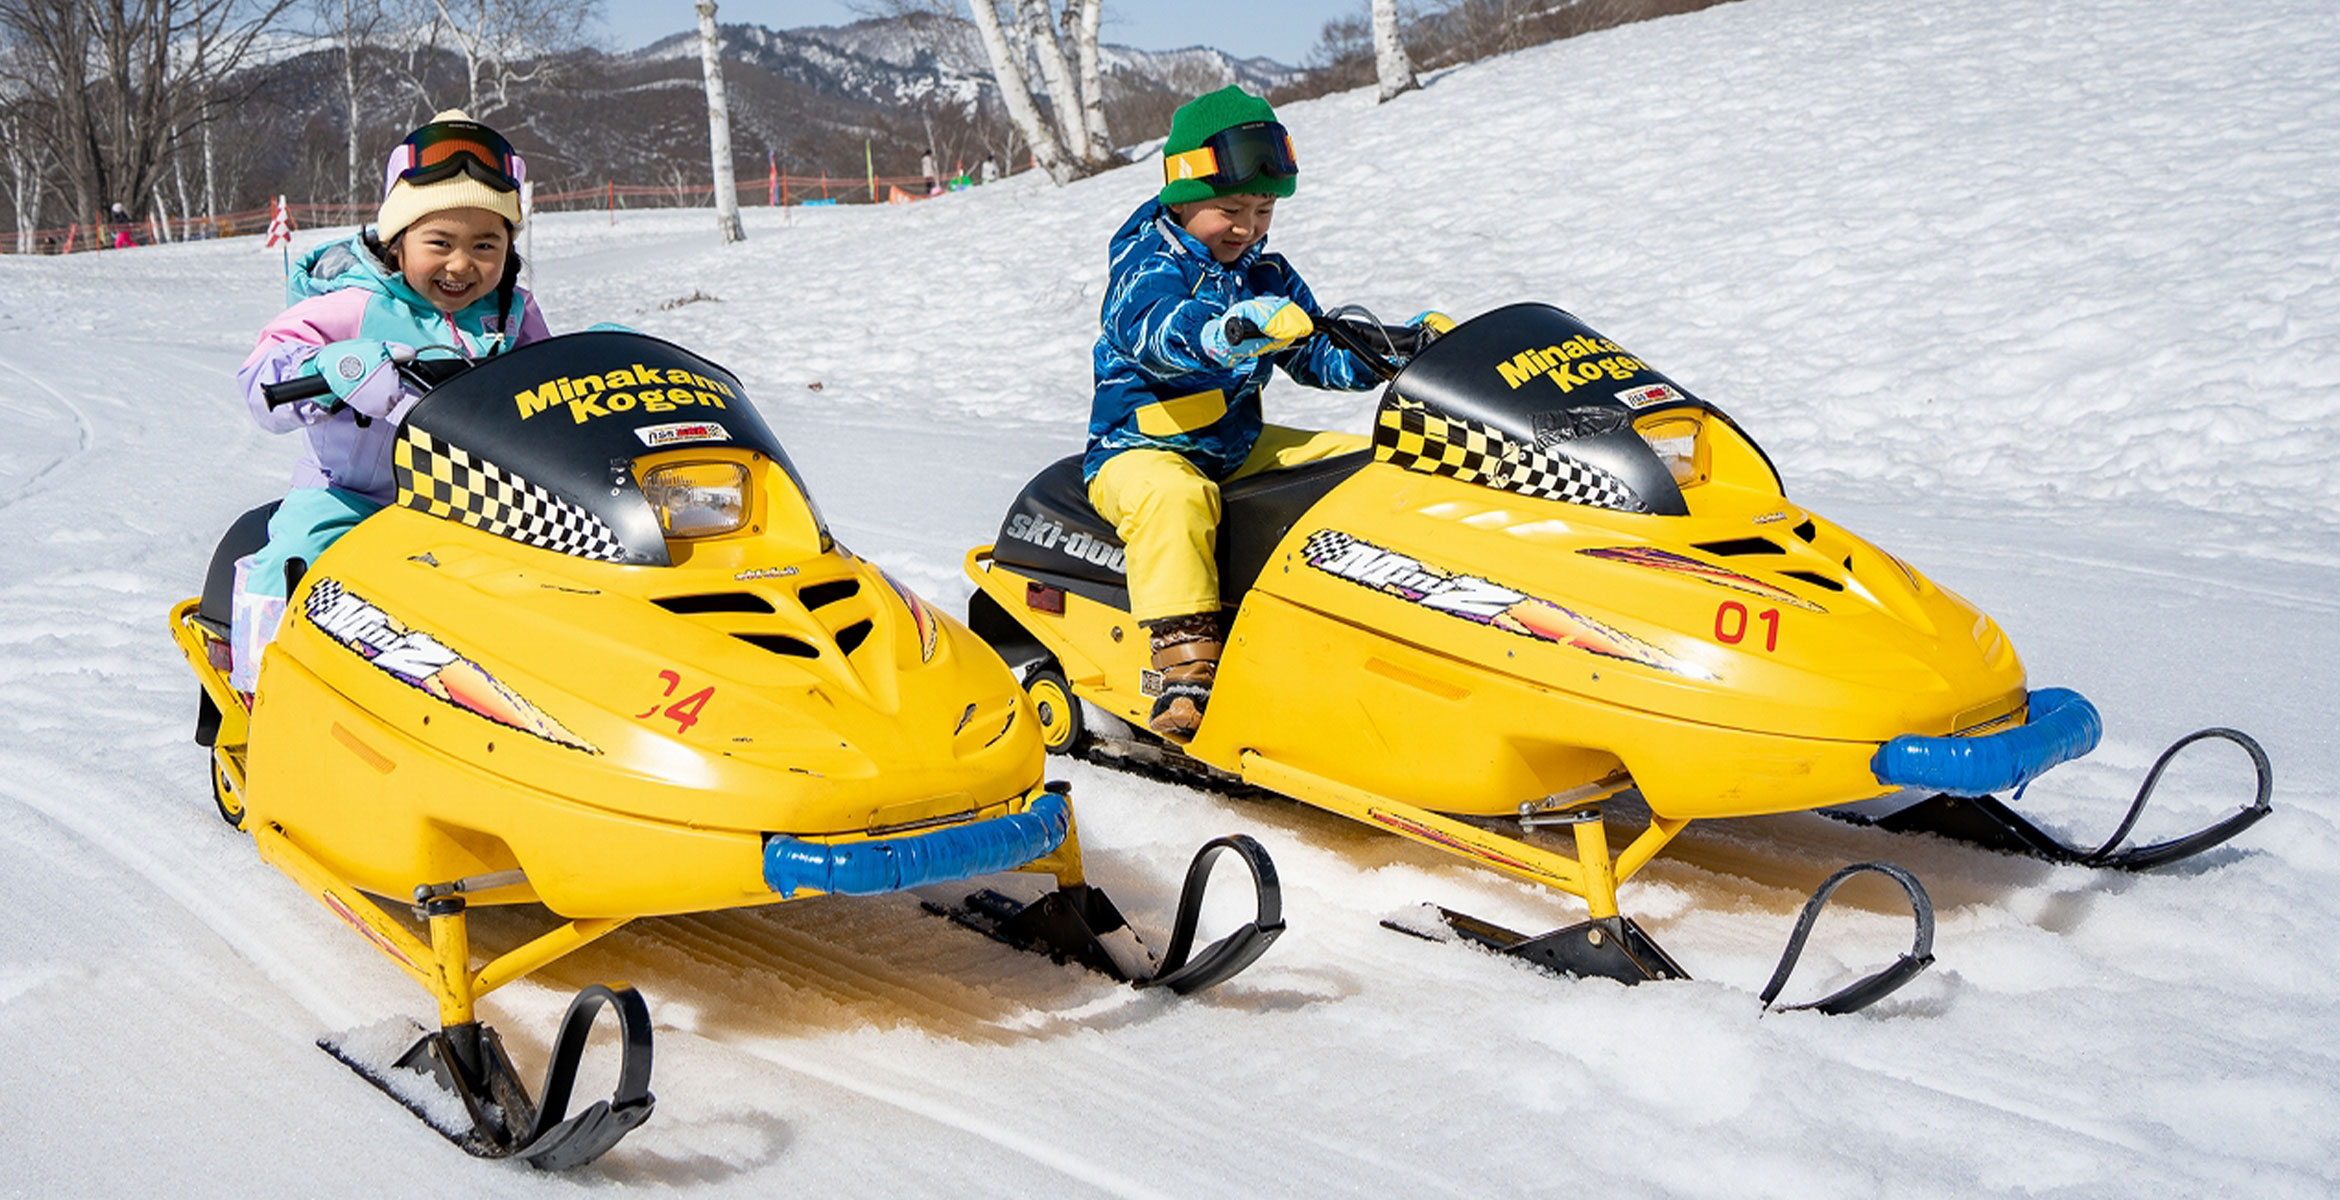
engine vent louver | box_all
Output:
[835,619,873,655]
[1779,570,1845,592]
[735,633,819,658]
[1694,537,1785,557]
[799,579,860,610]
[1793,520,1818,542]
[655,593,776,614]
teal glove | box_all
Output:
[302,340,415,417]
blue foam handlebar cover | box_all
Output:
[762,790,1071,898]
[1871,688,2102,796]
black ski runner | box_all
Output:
[930,833,1284,994]
[1389,861,1936,1015]
[320,983,654,1170]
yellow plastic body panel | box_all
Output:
[968,448,2026,823]
[203,500,1044,920]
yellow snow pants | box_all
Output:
[1087,424,1368,623]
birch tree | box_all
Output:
[3,99,53,250]
[1372,0,1418,102]
[695,0,744,243]
[310,0,391,206]
[1067,0,1112,163]
[880,0,1118,185]
[965,0,1076,183]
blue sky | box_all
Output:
[594,1,1351,65]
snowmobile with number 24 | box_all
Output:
[168,330,1283,1170]
[964,302,2271,1013]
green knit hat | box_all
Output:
[1159,86,1296,206]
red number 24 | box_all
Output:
[636,669,717,734]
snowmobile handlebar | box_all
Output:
[259,348,468,424]
[1222,309,1432,383]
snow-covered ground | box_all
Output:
[3,0,2336,1194]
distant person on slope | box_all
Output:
[227,110,551,691]
[1085,85,1448,744]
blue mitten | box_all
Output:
[1202,297,1314,366]
[304,339,416,419]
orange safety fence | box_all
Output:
[0,170,997,256]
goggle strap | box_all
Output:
[1163,147,1220,187]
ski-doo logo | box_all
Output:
[1005,512,1127,574]
[1496,337,1650,396]
[513,366,736,425]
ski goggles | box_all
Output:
[1163,121,1297,190]
[383,120,528,196]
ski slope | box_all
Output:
[2,0,2336,1194]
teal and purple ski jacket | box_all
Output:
[1085,199,1379,482]
[237,235,550,503]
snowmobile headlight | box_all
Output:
[1635,414,1708,487]
[643,461,750,538]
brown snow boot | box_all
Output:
[1144,611,1222,745]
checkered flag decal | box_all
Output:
[1303,528,1354,564]
[1373,396,1646,512]
[394,427,629,561]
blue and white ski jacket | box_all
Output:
[1085,199,1379,482]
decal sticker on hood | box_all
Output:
[303,578,599,753]
[1578,546,1827,612]
[1303,531,1712,679]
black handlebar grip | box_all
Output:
[1224,316,1262,343]
[260,373,334,408]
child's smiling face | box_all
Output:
[1175,194,1277,263]
[393,208,510,313]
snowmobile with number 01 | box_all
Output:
[168,330,1283,1170]
[963,302,2271,1013]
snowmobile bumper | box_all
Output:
[763,788,1072,897]
[1870,687,2101,796]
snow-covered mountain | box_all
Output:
[629,14,1303,115]
[1,0,2334,1194]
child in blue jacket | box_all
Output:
[1088,86,1439,743]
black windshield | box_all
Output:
[394,331,821,566]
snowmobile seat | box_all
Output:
[990,451,1370,611]
[196,500,281,637]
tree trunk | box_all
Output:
[1016,0,1085,160]
[695,0,744,243]
[1069,0,1113,164]
[1372,0,1417,103]
[967,0,1074,184]
[343,0,364,206]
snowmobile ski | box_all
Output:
[1390,861,1934,1015]
[319,981,654,1170]
[1840,727,2273,871]
[930,833,1285,994]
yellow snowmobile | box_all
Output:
[168,331,1282,1169]
[963,303,2271,1011]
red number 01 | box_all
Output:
[636,669,717,734]
[1715,601,1781,651]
